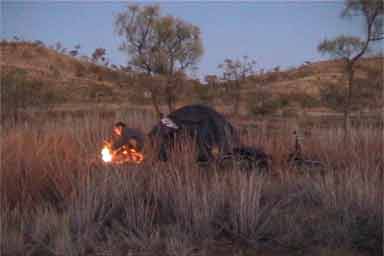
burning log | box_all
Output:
[101,142,144,164]
[101,145,113,163]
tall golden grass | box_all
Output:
[1,111,382,256]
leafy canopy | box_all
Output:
[115,5,203,75]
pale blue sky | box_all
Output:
[2,1,377,79]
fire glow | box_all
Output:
[101,143,144,164]
[101,146,113,162]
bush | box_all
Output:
[319,82,346,112]
[286,92,321,109]
[1,69,43,121]
[193,85,216,105]
[40,88,67,110]
[1,69,67,121]
[88,83,114,101]
[89,65,104,81]
[49,64,61,78]
[248,94,288,116]
[73,62,86,77]
[128,91,153,105]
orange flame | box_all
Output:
[101,143,144,164]
[101,146,113,162]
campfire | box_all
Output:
[101,142,144,164]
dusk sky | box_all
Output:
[2,1,376,79]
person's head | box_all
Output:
[113,121,126,136]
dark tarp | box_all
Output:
[148,104,240,162]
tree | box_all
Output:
[69,50,78,57]
[33,40,44,47]
[204,75,219,88]
[70,44,81,57]
[54,41,62,52]
[140,74,166,115]
[218,56,256,116]
[114,4,203,116]
[92,48,107,65]
[318,0,383,133]
[247,71,275,117]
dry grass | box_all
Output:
[1,110,382,256]
[2,41,382,118]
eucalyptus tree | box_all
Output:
[318,0,383,133]
[115,5,203,115]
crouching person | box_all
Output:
[110,122,145,163]
[111,121,145,155]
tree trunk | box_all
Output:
[233,81,241,116]
[233,92,240,116]
[344,63,354,137]
[166,90,173,113]
[150,91,162,119]
[165,83,174,113]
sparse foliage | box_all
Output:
[115,4,203,115]
[218,56,256,116]
[69,50,78,57]
[342,0,384,41]
[204,75,219,88]
[33,40,44,47]
[138,74,166,114]
[54,41,62,52]
[318,0,383,134]
[92,48,107,65]
[318,36,366,60]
